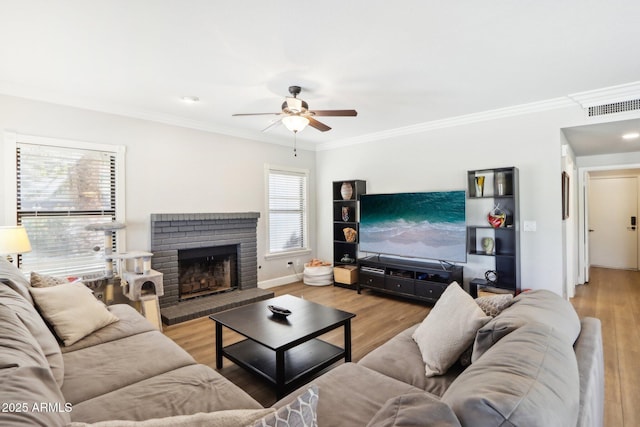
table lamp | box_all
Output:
[0,225,32,265]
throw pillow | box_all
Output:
[458,293,514,367]
[412,282,491,377]
[475,293,514,317]
[367,392,461,427]
[253,385,319,427]
[29,282,119,346]
[30,271,69,288]
[67,409,276,427]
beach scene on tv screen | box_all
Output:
[359,191,466,263]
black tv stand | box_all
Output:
[357,256,463,304]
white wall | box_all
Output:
[561,138,578,298]
[317,107,589,295]
[0,94,316,285]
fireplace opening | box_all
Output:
[178,245,238,300]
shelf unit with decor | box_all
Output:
[466,167,520,297]
[332,180,366,289]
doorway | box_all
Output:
[588,174,638,270]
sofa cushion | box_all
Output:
[62,330,196,405]
[472,289,581,362]
[359,324,463,396]
[458,293,515,366]
[412,282,491,376]
[442,322,580,427]
[0,257,34,304]
[0,304,48,368]
[273,363,424,427]
[0,307,70,427]
[0,284,65,387]
[70,364,263,423]
[574,317,605,427]
[68,409,276,427]
[254,385,319,427]
[366,392,461,427]
[61,304,156,353]
[0,365,71,427]
[30,281,119,346]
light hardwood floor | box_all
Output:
[163,282,431,406]
[164,268,639,424]
[571,267,640,427]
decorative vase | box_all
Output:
[475,176,485,197]
[488,204,506,228]
[481,237,495,254]
[340,182,353,200]
[496,172,506,196]
[341,206,350,222]
[341,254,355,263]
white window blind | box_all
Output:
[268,168,308,254]
[16,142,119,277]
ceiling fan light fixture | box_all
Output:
[282,115,309,133]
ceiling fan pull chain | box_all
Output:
[293,132,298,157]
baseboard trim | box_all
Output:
[259,273,303,289]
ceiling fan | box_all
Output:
[232,85,357,133]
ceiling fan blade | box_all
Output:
[262,118,283,132]
[308,116,331,132]
[232,112,281,116]
[310,109,358,117]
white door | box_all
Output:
[588,176,638,269]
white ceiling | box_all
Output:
[1,1,640,154]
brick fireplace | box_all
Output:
[150,212,273,325]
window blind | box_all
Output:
[16,143,118,277]
[268,169,308,254]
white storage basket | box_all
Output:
[303,264,333,286]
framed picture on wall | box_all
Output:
[562,171,570,220]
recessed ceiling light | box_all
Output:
[181,96,200,104]
[622,132,639,140]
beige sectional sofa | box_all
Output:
[1,256,604,427]
[274,288,605,427]
[0,258,271,426]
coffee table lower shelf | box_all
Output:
[222,338,345,396]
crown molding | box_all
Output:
[316,97,575,151]
[568,81,640,108]
[3,79,640,153]
[0,81,316,152]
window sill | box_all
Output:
[264,249,312,260]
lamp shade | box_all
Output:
[0,226,32,255]
[282,115,310,133]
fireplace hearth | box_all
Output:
[150,212,274,325]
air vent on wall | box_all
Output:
[588,99,640,117]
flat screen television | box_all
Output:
[359,190,466,263]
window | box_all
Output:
[7,134,125,277]
[266,166,309,256]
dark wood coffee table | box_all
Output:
[209,294,355,398]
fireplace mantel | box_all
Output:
[150,212,265,320]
